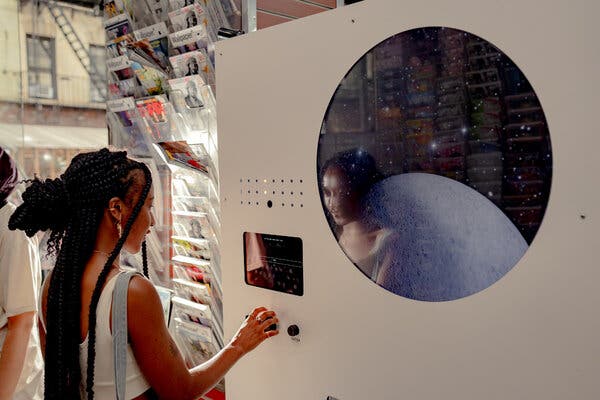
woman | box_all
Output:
[184,80,203,109]
[185,11,198,29]
[185,58,199,76]
[0,147,44,399]
[9,148,278,399]
[320,149,396,284]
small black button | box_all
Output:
[287,324,300,337]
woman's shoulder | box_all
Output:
[374,228,399,247]
[127,273,157,299]
[126,273,161,315]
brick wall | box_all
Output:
[0,101,105,128]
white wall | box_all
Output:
[216,0,600,399]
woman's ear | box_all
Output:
[108,197,124,221]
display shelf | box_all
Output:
[104,1,231,389]
[172,235,210,246]
[172,255,211,268]
[172,210,208,218]
[172,255,222,291]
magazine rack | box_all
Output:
[104,2,238,394]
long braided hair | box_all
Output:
[9,148,152,399]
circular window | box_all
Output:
[317,27,552,301]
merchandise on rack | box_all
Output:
[104,0,227,377]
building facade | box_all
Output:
[0,0,107,179]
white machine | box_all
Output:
[216,1,600,398]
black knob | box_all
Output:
[287,324,300,337]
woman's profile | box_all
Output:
[9,148,278,399]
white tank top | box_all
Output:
[79,273,151,399]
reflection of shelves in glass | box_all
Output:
[435,156,465,171]
[502,194,544,207]
[470,180,502,194]
[467,52,501,61]
[506,136,544,143]
[172,235,209,247]
[466,152,502,167]
[468,81,501,90]
[465,67,499,77]
[172,255,210,267]
[505,121,545,130]
[467,166,502,182]
[507,106,542,114]
[505,179,545,194]
[433,128,465,140]
[505,92,538,110]
[469,140,501,153]
[505,205,544,225]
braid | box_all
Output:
[86,165,152,400]
[142,240,149,278]
[8,149,153,399]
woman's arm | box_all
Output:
[38,271,51,357]
[374,231,402,287]
[0,312,35,400]
[127,276,278,400]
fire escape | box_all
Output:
[39,0,106,101]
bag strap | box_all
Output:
[112,270,139,400]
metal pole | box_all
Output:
[336,0,344,7]
[242,0,257,33]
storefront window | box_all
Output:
[27,35,57,99]
[89,44,107,103]
[0,0,25,177]
[0,0,108,184]
[317,27,552,301]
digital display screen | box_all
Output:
[243,232,303,296]
[317,27,552,301]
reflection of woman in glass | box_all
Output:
[244,232,274,289]
[320,149,395,283]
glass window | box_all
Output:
[317,27,552,301]
[26,35,56,99]
[89,44,107,102]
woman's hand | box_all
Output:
[128,280,277,399]
[229,307,279,357]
